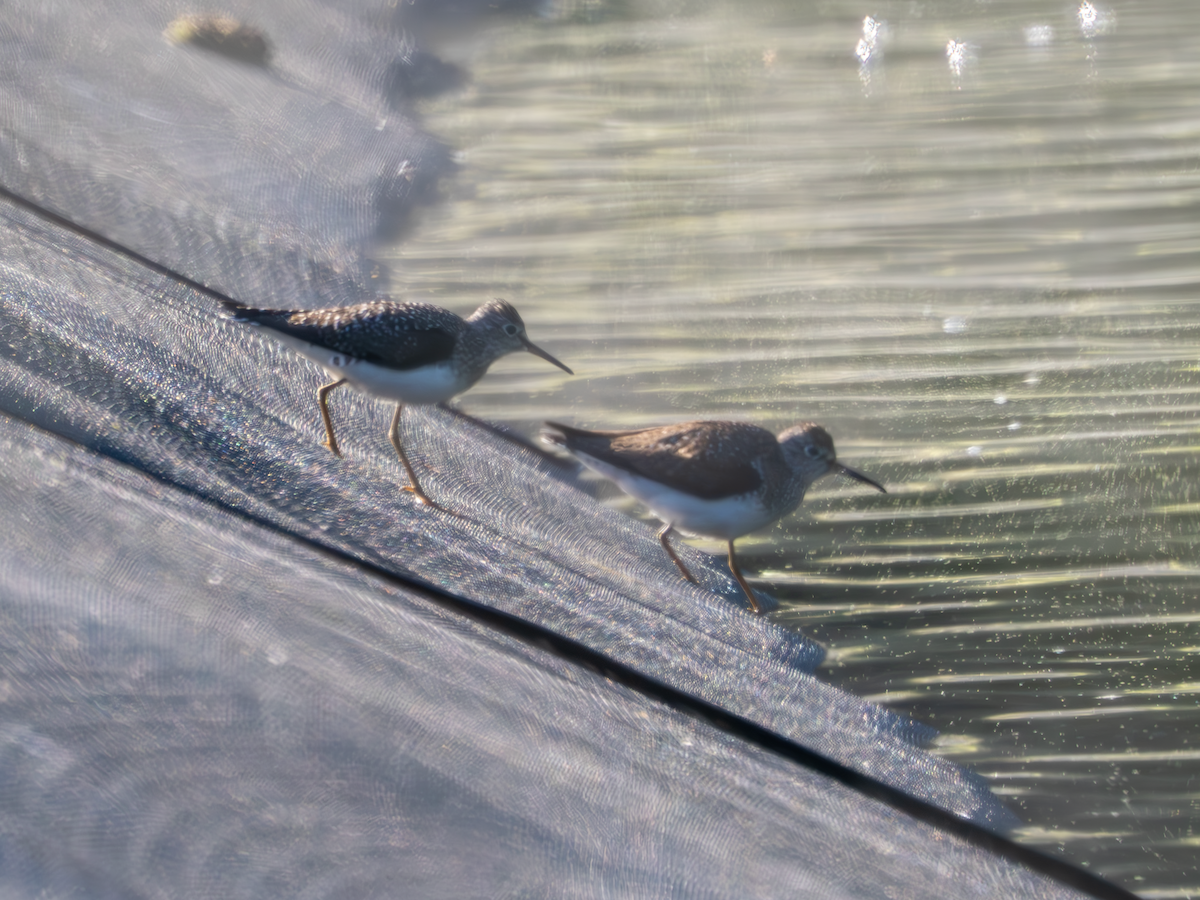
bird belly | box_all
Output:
[339,358,461,404]
[261,331,463,403]
[574,453,774,540]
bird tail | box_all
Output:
[218,299,290,326]
[542,420,633,450]
[217,298,253,320]
[541,421,573,449]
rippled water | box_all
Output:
[384,1,1200,894]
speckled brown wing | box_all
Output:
[551,420,775,501]
[229,300,461,370]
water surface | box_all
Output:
[384,1,1200,894]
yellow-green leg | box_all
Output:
[389,403,445,511]
[726,540,763,614]
[317,378,347,457]
[659,524,698,583]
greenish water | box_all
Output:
[386,1,1200,894]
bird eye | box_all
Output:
[503,323,519,336]
[804,444,823,458]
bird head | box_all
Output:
[468,299,573,374]
[777,422,886,493]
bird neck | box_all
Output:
[759,454,809,515]
[768,476,807,517]
[451,328,499,383]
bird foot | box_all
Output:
[401,484,457,516]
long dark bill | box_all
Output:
[521,336,574,375]
[837,463,887,493]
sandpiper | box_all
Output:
[543,420,885,613]
[224,297,572,509]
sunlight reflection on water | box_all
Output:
[385,0,1200,891]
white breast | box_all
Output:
[263,331,466,404]
[339,358,462,403]
[573,452,777,540]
